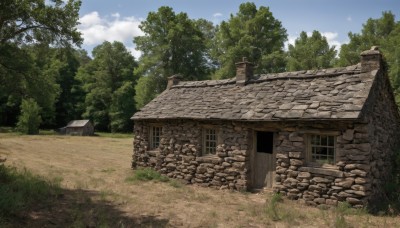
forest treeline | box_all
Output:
[1,1,400,133]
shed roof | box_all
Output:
[66,120,91,127]
[132,63,378,121]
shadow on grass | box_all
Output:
[0,165,169,228]
[12,188,170,228]
[5,189,170,227]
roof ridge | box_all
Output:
[173,64,361,89]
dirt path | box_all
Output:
[0,134,398,227]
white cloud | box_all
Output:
[347,16,352,22]
[79,11,143,45]
[285,35,297,50]
[320,32,341,50]
[78,11,144,58]
[213,13,223,18]
[127,46,142,59]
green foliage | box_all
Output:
[134,75,158,109]
[0,165,60,219]
[0,0,82,46]
[0,0,82,127]
[53,48,91,127]
[16,99,42,135]
[338,12,396,66]
[334,202,351,228]
[133,6,212,107]
[77,41,137,132]
[211,2,287,79]
[287,31,337,71]
[125,168,169,183]
[265,193,283,221]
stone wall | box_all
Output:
[271,123,372,208]
[132,120,250,191]
[133,116,398,208]
[361,68,400,206]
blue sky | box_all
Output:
[77,0,400,58]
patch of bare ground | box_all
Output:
[0,134,399,227]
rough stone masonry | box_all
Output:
[131,47,400,208]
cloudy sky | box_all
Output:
[77,0,400,58]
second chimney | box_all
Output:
[166,74,181,89]
[360,46,382,73]
[235,57,254,86]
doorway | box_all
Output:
[252,131,275,189]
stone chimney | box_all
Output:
[360,46,382,73]
[166,74,181,89]
[235,57,254,86]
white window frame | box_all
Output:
[202,128,218,156]
[307,134,336,166]
[149,125,162,150]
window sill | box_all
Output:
[196,154,222,163]
[298,166,344,178]
[306,162,339,170]
[146,149,160,156]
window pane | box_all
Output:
[310,134,335,165]
[328,136,334,146]
[321,135,327,146]
[203,128,217,155]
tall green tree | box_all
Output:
[46,48,90,127]
[211,2,287,79]
[0,0,82,126]
[338,11,396,66]
[16,98,42,135]
[287,31,337,71]
[0,44,62,126]
[76,41,137,132]
[133,6,212,108]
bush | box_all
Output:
[125,168,169,183]
[16,98,42,135]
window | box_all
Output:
[203,128,217,155]
[309,135,335,165]
[149,126,162,149]
[256,131,274,153]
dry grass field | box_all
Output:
[0,133,399,227]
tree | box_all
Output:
[287,31,337,71]
[133,6,212,108]
[0,0,82,46]
[0,0,82,127]
[338,11,397,66]
[53,48,91,127]
[16,99,42,135]
[0,44,62,126]
[76,41,137,132]
[211,2,287,79]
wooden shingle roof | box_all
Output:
[132,63,378,121]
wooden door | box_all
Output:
[253,131,275,189]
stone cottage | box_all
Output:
[131,47,400,208]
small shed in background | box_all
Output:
[62,120,94,136]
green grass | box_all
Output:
[95,132,133,138]
[0,165,61,220]
[265,193,283,221]
[125,168,169,183]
